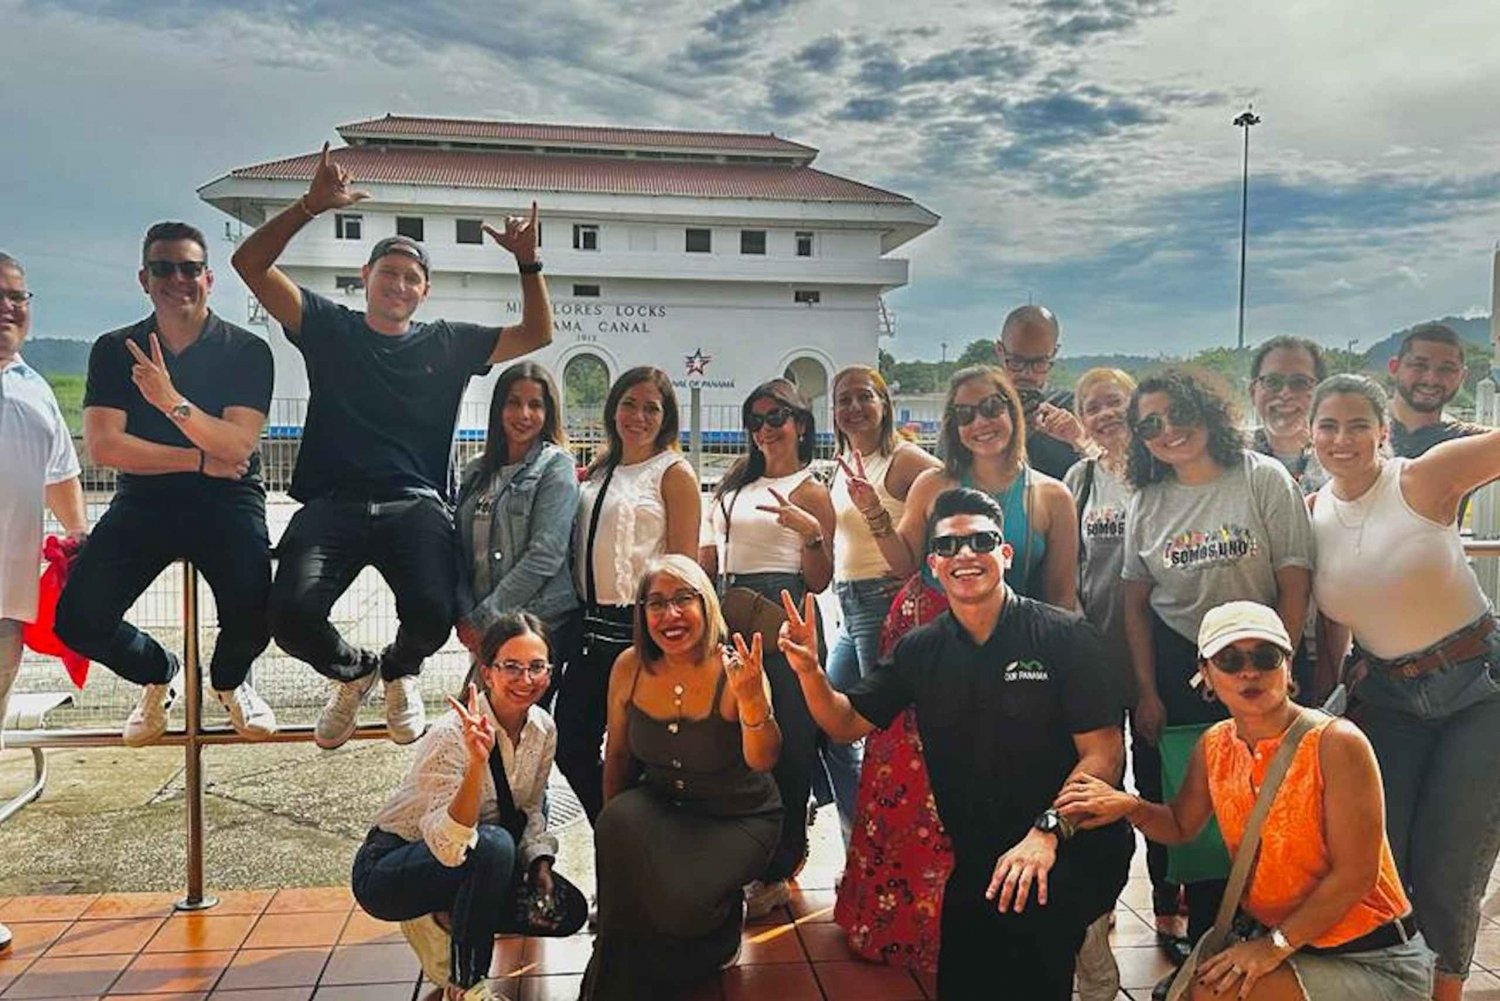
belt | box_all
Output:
[1366,615,1495,680]
[1302,914,1417,955]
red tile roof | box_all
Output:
[228,146,914,204]
[337,114,816,155]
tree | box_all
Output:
[956,338,997,368]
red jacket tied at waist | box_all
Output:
[22,534,90,688]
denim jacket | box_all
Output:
[455,439,581,635]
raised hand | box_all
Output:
[777,589,822,675]
[305,142,370,214]
[445,683,496,766]
[125,334,180,413]
[835,451,881,517]
[755,487,822,543]
[725,632,770,715]
[483,201,539,263]
[1034,401,1085,446]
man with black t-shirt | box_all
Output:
[57,222,276,746]
[779,487,1132,1000]
[994,305,1085,480]
[232,143,552,749]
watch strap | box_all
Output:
[517,260,543,275]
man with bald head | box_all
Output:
[994,305,1082,480]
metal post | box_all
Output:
[175,563,217,911]
[689,385,703,478]
[1234,108,1261,351]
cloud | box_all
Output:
[1024,0,1174,46]
[795,35,844,71]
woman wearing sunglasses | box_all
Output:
[1057,601,1432,1001]
[1122,367,1314,984]
[1310,375,1500,1001]
[833,364,1079,973]
[702,378,834,917]
[353,612,587,1001]
[582,555,782,998]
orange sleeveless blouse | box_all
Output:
[1202,715,1409,949]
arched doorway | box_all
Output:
[783,355,829,416]
[563,352,610,462]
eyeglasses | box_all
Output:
[1000,350,1056,374]
[0,290,34,305]
[1255,373,1317,394]
[929,530,1004,557]
[642,590,701,616]
[1132,402,1201,442]
[1208,643,1286,673]
[746,407,797,432]
[145,260,208,279]
[493,659,553,681]
[951,393,1009,427]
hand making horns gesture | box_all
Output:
[445,683,497,767]
[305,142,371,215]
[724,631,769,711]
[835,451,881,517]
[777,589,822,676]
[483,201,540,262]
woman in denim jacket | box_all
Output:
[455,362,581,693]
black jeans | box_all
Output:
[55,487,271,691]
[554,603,632,824]
[270,493,459,681]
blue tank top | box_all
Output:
[921,465,1048,598]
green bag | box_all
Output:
[1158,723,1231,884]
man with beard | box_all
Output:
[1388,323,1487,457]
[779,487,1132,1000]
[1249,335,1328,495]
[994,305,1084,480]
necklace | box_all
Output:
[1329,464,1382,554]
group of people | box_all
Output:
[2,146,1498,1001]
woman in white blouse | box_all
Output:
[352,612,585,1001]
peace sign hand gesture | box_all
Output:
[305,142,370,215]
[835,451,881,517]
[445,683,497,768]
[483,202,540,264]
[755,487,821,543]
[777,590,822,676]
[125,333,180,413]
[724,632,771,717]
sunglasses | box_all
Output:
[1255,373,1317,394]
[929,530,1004,557]
[0,290,34,305]
[952,393,1010,427]
[642,590,701,616]
[145,260,208,279]
[493,659,553,681]
[746,407,797,432]
[1132,401,1201,442]
[1208,643,1286,673]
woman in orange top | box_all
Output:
[1058,601,1432,1001]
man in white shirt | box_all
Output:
[0,252,88,952]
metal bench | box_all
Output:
[1,691,75,825]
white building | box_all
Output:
[199,114,937,431]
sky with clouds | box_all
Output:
[5,0,1499,360]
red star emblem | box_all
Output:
[685,348,712,375]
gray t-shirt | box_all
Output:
[1122,450,1313,643]
[1065,458,1135,700]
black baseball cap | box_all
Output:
[367,235,430,276]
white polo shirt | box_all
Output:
[0,355,80,622]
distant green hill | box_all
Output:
[22,337,92,376]
[1357,316,1490,368]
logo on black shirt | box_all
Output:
[1003,659,1049,682]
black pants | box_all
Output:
[554,603,632,823]
[56,487,270,691]
[270,493,458,682]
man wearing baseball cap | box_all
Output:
[232,142,553,749]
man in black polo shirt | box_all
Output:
[57,221,276,746]
[231,143,552,749]
[780,487,1132,999]
[993,304,1084,480]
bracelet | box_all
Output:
[741,712,774,730]
[296,196,317,220]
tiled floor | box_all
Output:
[4,864,1500,999]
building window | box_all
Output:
[396,216,424,241]
[794,289,821,305]
[573,224,599,251]
[573,284,601,297]
[685,228,712,253]
[456,219,483,244]
[796,231,815,257]
[335,275,364,293]
[335,214,362,240]
[740,230,767,255]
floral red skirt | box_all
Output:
[832,576,953,972]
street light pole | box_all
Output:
[1234,106,1262,351]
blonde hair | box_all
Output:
[1073,368,1137,417]
[632,555,727,670]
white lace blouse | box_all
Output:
[371,701,559,868]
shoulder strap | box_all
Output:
[719,489,741,574]
[486,739,529,845]
[1208,710,1319,940]
[1076,459,1096,562]
[583,463,618,606]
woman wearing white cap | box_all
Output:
[1058,601,1433,1001]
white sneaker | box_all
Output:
[314,671,377,750]
[384,675,427,745]
[215,683,277,740]
[743,879,790,920]
[123,678,179,747]
[447,981,509,1001]
[400,914,450,988]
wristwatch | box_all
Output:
[169,400,192,423]
[1268,927,1292,953]
[517,260,543,274]
[1033,808,1075,841]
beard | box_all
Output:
[1395,381,1456,415]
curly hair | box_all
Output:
[1126,366,1245,488]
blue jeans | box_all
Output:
[1358,627,1500,978]
[352,826,517,989]
[815,578,900,844]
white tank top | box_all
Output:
[708,470,814,575]
[576,449,691,606]
[831,449,904,582]
[1312,458,1490,660]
